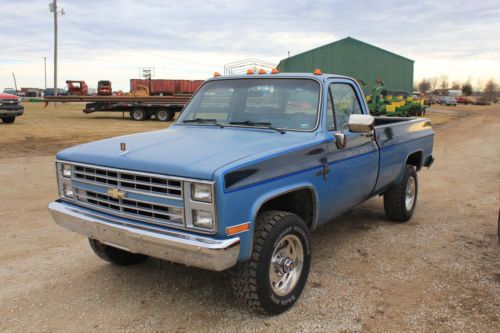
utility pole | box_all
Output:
[11,73,18,92]
[49,1,64,96]
[44,57,47,89]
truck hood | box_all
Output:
[56,125,317,180]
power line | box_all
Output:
[63,17,215,68]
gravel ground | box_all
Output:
[0,103,498,332]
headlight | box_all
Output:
[62,183,74,198]
[61,163,72,178]
[192,209,213,228]
[191,183,212,202]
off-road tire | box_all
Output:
[231,210,311,314]
[2,116,15,124]
[155,109,175,122]
[130,108,148,121]
[89,239,147,266]
[384,165,418,222]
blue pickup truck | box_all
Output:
[49,71,434,314]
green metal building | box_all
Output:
[277,37,414,95]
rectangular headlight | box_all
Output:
[192,209,213,229]
[62,183,74,198]
[61,163,72,178]
[191,183,212,202]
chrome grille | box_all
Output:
[72,165,182,198]
[74,187,184,226]
[1,99,19,105]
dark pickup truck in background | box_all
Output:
[0,93,24,124]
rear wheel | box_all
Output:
[231,210,311,314]
[130,108,147,121]
[155,109,175,122]
[88,239,147,266]
[384,165,418,222]
[2,116,15,124]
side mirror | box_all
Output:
[348,114,374,133]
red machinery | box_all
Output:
[66,80,88,96]
[97,80,112,96]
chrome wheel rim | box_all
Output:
[133,110,144,119]
[269,234,304,296]
[405,177,416,211]
[157,110,167,121]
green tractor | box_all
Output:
[366,81,426,117]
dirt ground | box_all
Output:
[0,103,498,332]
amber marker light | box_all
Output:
[213,72,221,77]
[313,68,322,75]
[271,68,279,74]
[247,69,255,75]
[258,69,266,74]
[227,222,250,236]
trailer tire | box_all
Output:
[1,116,15,124]
[88,239,147,266]
[130,108,147,121]
[155,109,175,122]
[231,210,311,314]
[384,165,418,222]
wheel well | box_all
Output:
[406,151,423,171]
[258,188,315,229]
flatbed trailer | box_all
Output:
[43,95,192,121]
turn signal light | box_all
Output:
[247,69,254,75]
[227,222,250,236]
[258,69,266,74]
[313,68,322,75]
[213,72,221,77]
[271,68,279,74]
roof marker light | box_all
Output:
[258,69,266,74]
[313,68,322,75]
[271,68,279,74]
[246,69,254,75]
[213,72,221,77]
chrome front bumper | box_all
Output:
[48,201,240,271]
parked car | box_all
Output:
[48,72,434,314]
[0,93,24,123]
[43,88,69,96]
[440,96,457,106]
[456,96,473,105]
[3,88,17,95]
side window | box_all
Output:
[329,83,362,131]
[326,88,335,131]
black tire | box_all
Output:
[129,108,147,121]
[384,165,418,222]
[155,109,175,122]
[88,239,147,266]
[231,211,311,314]
[2,116,15,124]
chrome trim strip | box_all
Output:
[48,201,239,271]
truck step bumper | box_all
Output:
[48,200,240,271]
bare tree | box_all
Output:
[439,74,449,90]
[429,77,438,91]
[417,79,431,93]
[482,79,497,103]
[451,81,460,90]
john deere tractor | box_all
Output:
[367,81,426,117]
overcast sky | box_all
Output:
[1,0,499,91]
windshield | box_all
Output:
[176,78,321,131]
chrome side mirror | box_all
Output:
[334,132,346,149]
[348,114,375,133]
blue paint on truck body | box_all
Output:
[56,73,434,262]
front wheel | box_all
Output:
[384,165,418,222]
[2,116,15,124]
[231,211,311,314]
[89,239,147,266]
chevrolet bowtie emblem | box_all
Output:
[107,188,126,200]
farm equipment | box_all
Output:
[367,81,426,117]
[66,80,88,96]
[97,80,112,96]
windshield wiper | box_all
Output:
[183,118,225,128]
[229,120,286,134]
